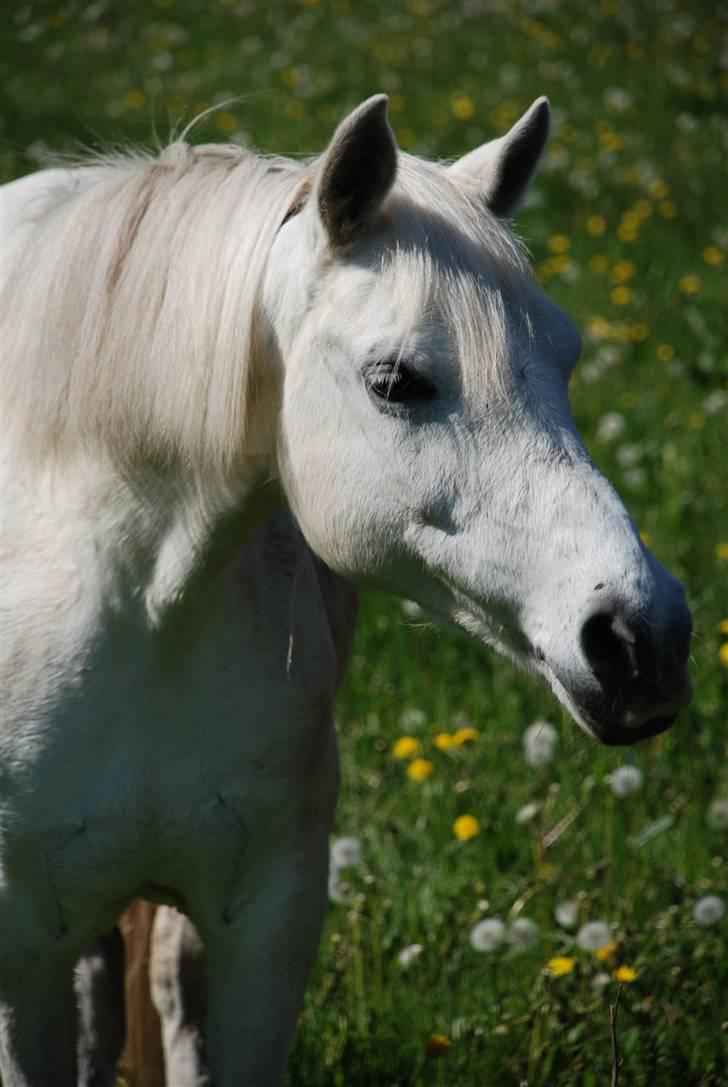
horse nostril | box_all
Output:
[580,611,639,686]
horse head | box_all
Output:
[264,94,692,746]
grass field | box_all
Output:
[2,1,727,1084]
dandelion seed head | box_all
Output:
[555,900,579,929]
[607,765,644,798]
[328,874,355,905]
[398,943,424,970]
[516,801,541,825]
[507,917,540,949]
[522,720,558,767]
[591,971,612,992]
[577,920,613,952]
[693,895,725,927]
[469,918,506,952]
[330,836,363,869]
[707,797,728,831]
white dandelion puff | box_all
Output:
[515,801,542,825]
[555,900,579,930]
[591,971,612,992]
[607,765,644,798]
[397,943,424,970]
[330,836,363,869]
[692,895,725,927]
[522,720,558,767]
[507,917,540,950]
[327,873,355,906]
[469,918,506,952]
[399,707,427,730]
[576,921,613,952]
[596,412,626,443]
[706,797,728,831]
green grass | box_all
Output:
[3,1,727,1084]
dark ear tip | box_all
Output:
[527,97,551,130]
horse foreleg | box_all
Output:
[149,906,209,1086]
[0,937,78,1087]
[199,832,330,1087]
[75,927,126,1087]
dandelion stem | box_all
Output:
[610,985,623,1087]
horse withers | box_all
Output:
[0,94,692,1086]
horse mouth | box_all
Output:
[587,713,677,747]
[540,662,688,747]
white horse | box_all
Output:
[0,94,692,1087]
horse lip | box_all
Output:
[540,659,687,747]
[594,714,677,747]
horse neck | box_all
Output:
[20,452,286,631]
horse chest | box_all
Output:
[1,543,340,934]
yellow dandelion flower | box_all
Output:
[656,343,674,362]
[703,245,724,266]
[679,275,701,295]
[433,732,455,750]
[393,736,421,759]
[611,259,635,282]
[408,758,434,781]
[215,111,238,133]
[453,814,480,841]
[613,964,638,983]
[396,128,417,149]
[719,643,728,668]
[617,223,637,242]
[587,214,607,236]
[633,199,653,219]
[545,956,576,977]
[599,131,624,152]
[595,940,618,961]
[589,254,610,274]
[610,286,632,305]
[548,234,571,254]
[124,90,145,110]
[629,323,650,342]
[639,530,652,546]
[659,200,677,219]
[588,315,611,337]
[426,1033,452,1057]
[718,619,728,635]
[689,412,705,430]
[451,94,475,120]
[649,179,669,199]
[452,727,479,746]
[717,543,728,560]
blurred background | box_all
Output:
[2,2,726,1084]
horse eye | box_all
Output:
[365,362,436,406]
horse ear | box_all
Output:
[450,97,550,218]
[315,94,397,248]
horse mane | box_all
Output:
[1,141,304,471]
[1,136,533,472]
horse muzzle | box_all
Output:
[547,595,693,745]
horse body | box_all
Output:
[0,95,692,1086]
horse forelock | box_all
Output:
[377,155,535,396]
